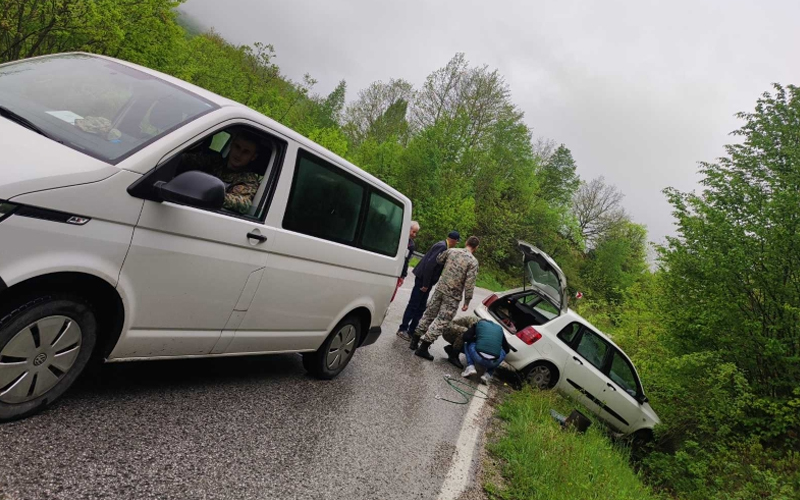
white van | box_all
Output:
[0,53,411,421]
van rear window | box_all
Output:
[361,192,403,255]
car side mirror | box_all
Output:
[154,171,225,210]
[636,394,649,405]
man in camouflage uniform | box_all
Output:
[180,131,262,214]
[442,315,480,368]
[411,236,480,360]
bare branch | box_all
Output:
[572,176,628,247]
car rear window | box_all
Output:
[0,54,217,163]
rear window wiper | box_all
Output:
[0,105,63,144]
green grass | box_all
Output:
[409,256,421,269]
[476,270,507,292]
[486,388,663,500]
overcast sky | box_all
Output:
[180,0,800,245]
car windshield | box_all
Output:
[0,54,217,163]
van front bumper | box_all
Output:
[360,326,382,347]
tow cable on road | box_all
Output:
[435,374,490,404]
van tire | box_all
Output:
[303,316,361,380]
[0,295,97,421]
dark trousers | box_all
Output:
[400,276,430,334]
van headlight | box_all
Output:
[0,202,17,222]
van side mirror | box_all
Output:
[154,171,225,210]
[636,394,649,405]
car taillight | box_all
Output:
[482,294,499,307]
[390,278,403,302]
[516,326,542,345]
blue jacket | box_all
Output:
[412,240,448,289]
[464,320,509,358]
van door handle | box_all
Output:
[607,383,617,391]
[572,356,583,365]
[246,232,268,243]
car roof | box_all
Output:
[13,53,409,204]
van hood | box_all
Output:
[0,118,118,200]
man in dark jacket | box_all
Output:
[395,230,460,341]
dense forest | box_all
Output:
[1,1,798,498]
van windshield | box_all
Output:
[0,54,217,164]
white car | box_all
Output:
[0,53,411,421]
[474,242,660,440]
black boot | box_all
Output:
[409,334,421,351]
[415,341,434,361]
[444,345,463,369]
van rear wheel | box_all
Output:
[0,295,97,421]
[303,316,361,380]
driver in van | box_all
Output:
[180,130,263,214]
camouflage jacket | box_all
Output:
[435,248,479,302]
[181,153,261,214]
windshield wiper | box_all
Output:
[0,106,63,144]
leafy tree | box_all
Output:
[661,83,800,406]
[0,0,186,64]
[538,144,580,209]
[581,221,648,303]
[318,80,347,128]
[343,79,413,146]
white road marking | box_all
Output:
[436,381,490,500]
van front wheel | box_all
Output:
[0,295,97,421]
[303,317,361,379]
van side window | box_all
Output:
[360,192,404,256]
[283,151,365,244]
[128,125,284,220]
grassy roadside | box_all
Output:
[475,271,507,292]
[484,387,663,500]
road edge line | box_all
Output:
[436,383,491,500]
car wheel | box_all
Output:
[525,362,557,390]
[302,316,361,380]
[0,295,97,421]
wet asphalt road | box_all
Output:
[1,279,491,500]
